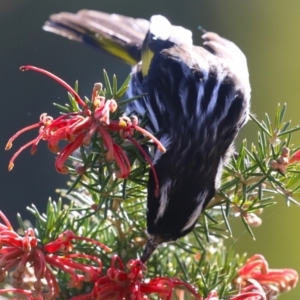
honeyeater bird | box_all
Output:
[44,10,251,262]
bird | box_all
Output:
[43,10,251,263]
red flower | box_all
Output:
[234,254,298,299]
[71,255,202,300]
[0,211,110,300]
[6,66,166,195]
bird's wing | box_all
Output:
[43,10,150,65]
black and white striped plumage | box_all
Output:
[44,11,251,262]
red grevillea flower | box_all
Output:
[0,211,111,300]
[234,254,298,299]
[70,255,202,300]
[6,66,166,195]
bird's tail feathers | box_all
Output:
[43,10,149,65]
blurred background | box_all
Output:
[1,1,300,299]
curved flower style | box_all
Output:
[71,255,201,300]
[0,211,110,300]
[6,66,166,195]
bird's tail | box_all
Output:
[43,10,150,65]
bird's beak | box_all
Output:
[140,237,159,263]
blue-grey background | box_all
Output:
[1,1,300,299]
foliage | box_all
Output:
[1,71,299,299]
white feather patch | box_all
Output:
[214,158,223,190]
[150,15,193,46]
[155,179,173,223]
[181,190,208,232]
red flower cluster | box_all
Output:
[71,255,201,300]
[0,209,298,300]
[0,210,202,300]
[0,211,110,300]
[5,66,166,195]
